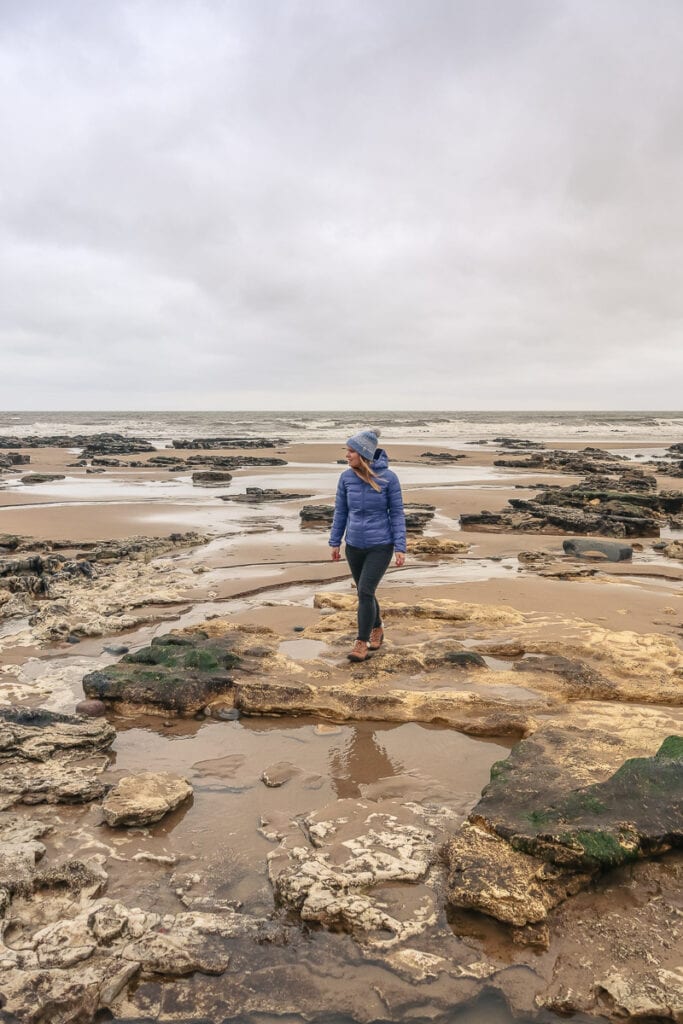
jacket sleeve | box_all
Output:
[329,475,348,547]
[388,473,406,552]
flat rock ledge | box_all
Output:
[445,718,683,931]
[82,631,245,714]
[0,897,283,1023]
[267,799,443,949]
[0,708,115,810]
[102,772,193,826]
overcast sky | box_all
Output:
[2,1,683,411]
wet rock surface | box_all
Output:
[0,532,207,646]
[102,772,193,826]
[0,453,31,470]
[220,486,313,503]
[171,436,287,449]
[462,468,682,537]
[0,708,115,810]
[0,895,283,1022]
[83,632,242,714]
[0,433,156,455]
[419,451,467,463]
[20,473,65,485]
[191,469,234,486]
[268,799,439,947]
[445,715,683,928]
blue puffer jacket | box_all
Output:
[329,449,406,551]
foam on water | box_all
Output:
[2,409,683,445]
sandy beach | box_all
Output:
[1,415,682,1024]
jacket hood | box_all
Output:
[370,448,389,471]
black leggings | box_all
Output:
[345,543,394,642]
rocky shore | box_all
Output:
[0,431,682,1023]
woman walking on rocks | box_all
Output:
[329,428,406,662]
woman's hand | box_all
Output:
[331,547,341,561]
[394,551,405,567]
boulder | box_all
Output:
[220,487,313,503]
[82,632,241,714]
[102,772,193,826]
[21,474,66,485]
[563,538,633,562]
[299,504,334,526]
[445,728,683,927]
[191,470,233,486]
[0,708,115,809]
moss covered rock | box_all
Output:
[446,721,683,926]
[82,632,241,714]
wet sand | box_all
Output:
[1,432,682,1023]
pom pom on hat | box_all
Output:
[346,427,381,461]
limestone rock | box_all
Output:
[235,677,536,738]
[0,708,115,809]
[82,632,241,714]
[268,801,438,947]
[595,968,683,1020]
[445,822,593,926]
[664,539,683,560]
[0,897,280,1022]
[408,537,470,555]
[445,721,683,927]
[102,772,193,826]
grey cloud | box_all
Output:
[1,0,683,409]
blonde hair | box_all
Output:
[355,454,382,492]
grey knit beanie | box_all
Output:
[346,427,380,461]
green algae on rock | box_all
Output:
[82,632,241,714]
[445,724,683,928]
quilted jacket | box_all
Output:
[329,449,406,551]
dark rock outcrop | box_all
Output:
[563,538,633,561]
[299,504,334,526]
[21,474,65,485]
[493,447,627,474]
[172,436,287,449]
[82,633,241,713]
[220,487,313,503]
[461,473,682,538]
[0,452,30,469]
[191,470,233,487]
[299,503,435,533]
[445,730,683,927]
[419,451,466,463]
[0,433,155,456]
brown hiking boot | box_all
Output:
[368,626,384,651]
[347,639,370,663]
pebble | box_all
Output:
[293,625,305,632]
[104,644,130,655]
[75,699,107,718]
[217,707,240,721]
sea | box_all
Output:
[1,409,683,447]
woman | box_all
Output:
[329,428,406,662]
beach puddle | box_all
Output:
[278,637,329,660]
